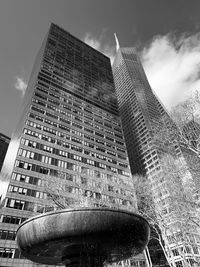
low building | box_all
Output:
[0,133,10,172]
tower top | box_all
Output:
[114,33,120,51]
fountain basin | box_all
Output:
[16,208,150,266]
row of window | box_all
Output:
[0,215,27,225]
[20,138,127,167]
[23,127,127,159]
[167,233,200,245]
[6,198,33,211]
[37,74,118,116]
[5,192,133,213]
[17,148,128,176]
[5,198,57,214]
[40,54,112,80]
[49,24,109,62]
[8,182,131,202]
[11,166,132,192]
[0,230,16,240]
[38,74,116,111]
[13,160,131,190]
[29,107,125,147]
[15,159,75,174]
[36,81,116,122]
[111,259,146,267]
[172,246,199,256]
[26,118,126,152]
[11,172,41,185]
[44,40,110,75]
[38,60,115,98]
[8,185,46,199]
[0,247,24,259]
[9,172,132,198]
[34,87,123,134]
[32,97,117,136]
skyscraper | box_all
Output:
[113,45,200,266]
[112,46,181,177]
[0,24,147,267]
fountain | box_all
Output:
[16,207,150,266]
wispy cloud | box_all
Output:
[83,32,115,64]
[84,32,101,50]
[141,33,200,110]
[14,76,27,96]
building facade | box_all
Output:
[113,46,200,267]
[0,24,148,267]
[0,133,10,172]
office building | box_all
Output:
[113,45,200,267]
[0,133,10,172]
[0,24,148,267]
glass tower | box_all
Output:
[113,45,200,267]
[113,46,181,176]
[0,24,148,267]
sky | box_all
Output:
[0,0,200,136]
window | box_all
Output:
[95,131,104,138]
[81,177,87,185]
[18,149,34,159]
[59,150,68,157]
[106,136,114,142]
[192,246,199,255]
[46,111,58,120]
[21,138,37,148]
[6,199,25,210]
[107,150,116,156]
[87,159,94,165]
[74,155,82,162]
[11,173,41,185]
[71,137,82,144]
[116,140,124,146]
[31,105,45,114]
[41,155,52,164]
[84,127,93,134]
[8,185,27,195]
[108,185,114,192]
[15,160,32,170]
[67,162,73,170]
[72,122,82,129]
[172,249,179,256]
[98,163,106,169]
[0,230,16,240]
[0,247,15,258]
[39,166,49,174]
[1,215,27,225]
[175,261,183,267]
[58,160,67,169]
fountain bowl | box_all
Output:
[16,208,150,266]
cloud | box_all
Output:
[141,33,200,110]
[14,76,27,96]
[83,32,115,64]
[84,32,101,51]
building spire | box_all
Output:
[114,33,120,51]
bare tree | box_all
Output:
[43,174,96,210]
[133,174,176,267]
[153,91,200,159]
[132,154,200,267]
[170,91,200,157]
[43,172,135,212]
